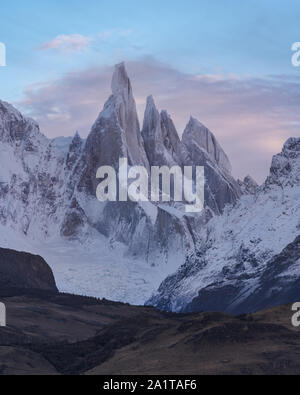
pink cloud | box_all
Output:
[40,34,93,52]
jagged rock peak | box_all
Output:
[142,95,160,136]
[146,95,157,113]
[71,131,83,148]
[110,62,149,168]
[182,116,232,174]
[265,137,300,188]
[160,110,184,165]
[0,100,22,120]
[74,130,81,140]
[238,175,258,195]
[142,95,184,167]
[0,100,39,130]
[111,62,131,96]
[0,100,41,144]
[283,137,300,152]
[160,110,181,143]
[76,62,149,198]
[69,131,83,151]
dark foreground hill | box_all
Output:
[0,288,300,375]
[0,248,57,292]
[0,247,300,375]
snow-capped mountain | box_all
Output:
[0,63,241,304]
[0,100,67,238]
[148,137,300,314]
[0,62,298,313]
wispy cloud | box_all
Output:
[18,58,300,183]
[40,34,93,52]
[39,29,133,53]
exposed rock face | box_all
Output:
[142,98,242,215]
[0,100,66,239]
[75,63,149,197]
[142,96,183,167]
[0,248,57,292]
[65,132,84,172]
[110,62,149,170]
[0,101,38,144]
[185,235,300,314]
[148,138,300,314]
[181,117,241,214]
[160,110,184,165]
[182,117,232,173]
[266,137,300,188]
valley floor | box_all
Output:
[1,288,300,375]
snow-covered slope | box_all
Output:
[0,100,67,239]
[148,138,300,314]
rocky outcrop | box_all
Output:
[265,137,300,188]
[0,248,58,292]
[238,175,258,195]
[65,132,84,172]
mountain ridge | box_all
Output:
[148,137,300,313]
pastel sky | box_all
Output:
[0,0,300,182]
